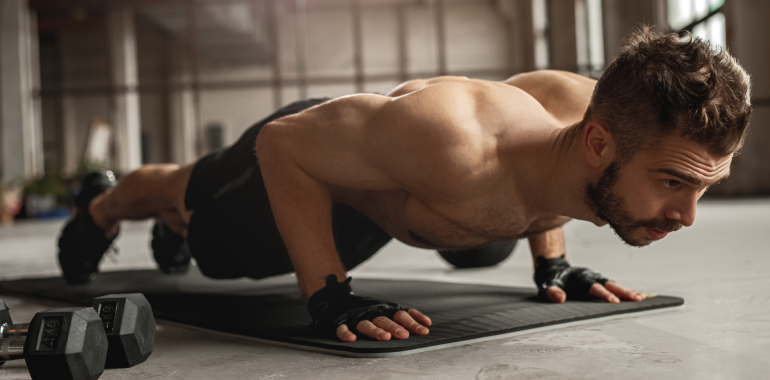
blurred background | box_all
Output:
[0,0,767,223]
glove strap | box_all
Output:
[533,255,570,292]
[307,275,353,322]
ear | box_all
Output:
[583,121,615,169]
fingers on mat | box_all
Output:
[407,309,432,327]
[604,281,645,301]
[372,316,409,339]
[546,286,567,303]
[356,320,392,341]
[394,310,429,335]
[336,324,357,342]
[590,283,619,303]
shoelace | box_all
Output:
[106,244,120,264]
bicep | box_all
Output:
[258,94,400,191]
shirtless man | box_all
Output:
[57,27,752,342]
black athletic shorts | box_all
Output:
[184,98,393,279]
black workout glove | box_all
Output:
[307,275,408,337]
[534,255,610,301]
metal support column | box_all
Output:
[1,0,44,182]
[434,0,447,76]
[268,0,283,109]
[294,0,308,99]
[107,6,142,173]
[351,0,364,93]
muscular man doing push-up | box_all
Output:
[58,27,752,342]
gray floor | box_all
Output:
[0,198,768,379]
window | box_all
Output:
[668,0,725,47]
[533,0,550,70]
[575,0,605,78]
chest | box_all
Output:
[400,192,533,248]
[337,176,564,250]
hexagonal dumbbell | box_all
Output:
[0,307,108,380]
[91,294,155,368]
[0,293,155,369]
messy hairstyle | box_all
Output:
[578,25,752,163]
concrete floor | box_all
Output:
[0,198,768,379]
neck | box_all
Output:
[520,121,601,223]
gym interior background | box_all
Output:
[0,0,769,379]
[1,0,769,211]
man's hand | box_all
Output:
[307,275,432,342]
[535,255,646,303]
[336,309,432,342]
[544,280,646,303]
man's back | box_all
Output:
[258,72,596,250]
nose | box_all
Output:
[665,192,697,227]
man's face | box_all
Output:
[584,136,732,247]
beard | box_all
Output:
[584,161,682,247]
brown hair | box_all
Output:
[578,25,752,163]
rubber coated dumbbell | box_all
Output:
[0,307,108,380]
[0,294,155,368]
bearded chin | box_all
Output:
[584,162,652,247]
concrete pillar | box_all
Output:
[169,83,197,165]
[168,39,197,166]
[601,0,656,64]
[498,0,535,74]
[107,7,142,174]
[60,95,78,175]
[574,0,589,75]
[0,0,44,183]
[712,0,770,196]
[549,0,578,72]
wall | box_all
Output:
[58,30,110,174]
[135,14,169,164]
[31,0,530,170]
[713,0,770,196]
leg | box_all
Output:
[58,163,195,284]
[88,163,194,236]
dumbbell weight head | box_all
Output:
[92,293,156,368]
[23,307,108,380]
[0,299,12,326]
[0,299,12,368]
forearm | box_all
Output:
[257,129,346,300]
[528,226,567,268]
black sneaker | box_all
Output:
[151,221,191,274]
[57,171,118,285]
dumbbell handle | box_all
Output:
[0,338,25,361]
[0,323,28,338]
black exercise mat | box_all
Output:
[0,268,683,357]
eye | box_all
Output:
[662,179,681,188]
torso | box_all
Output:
[333,72,594,250]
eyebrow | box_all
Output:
[650,168,731,187]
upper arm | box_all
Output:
[257,85,484,196]
[257,94,398,191]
